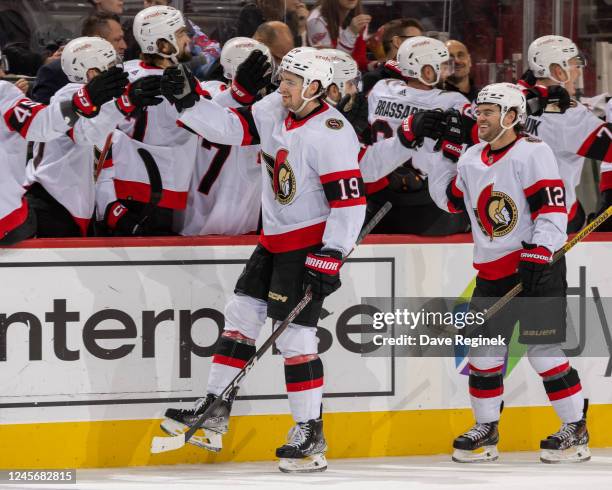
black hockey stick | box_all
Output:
[132,148,163,234]
[150,201,392,454]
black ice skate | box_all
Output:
[452,421,499,463]
[540,400,590,463]
[160,394,231,452]
[276,418,328,473]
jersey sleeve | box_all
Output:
[71,100,124,148]
[519,141,568,252]
[563,104,611,162]
[427,152,467,214]
[178,96,261,146]
[1,81,70,142]
[313,127,366,256]
[357,136,419,183]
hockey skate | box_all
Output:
[540,401,590,463]
[276,418,328,473]
[160,394,231,452]
[452,421,500,463]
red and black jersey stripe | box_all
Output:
[284,357,324,392]
[577,123,611,163]
[4,98,46,138]
[446,176,466,213]
[469,372,504,399]
[230,106,260,146]
[524,179,566,220]
[320,169,366,208]
[212,336,256,369]
[543,367,581,401]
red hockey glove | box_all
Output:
[304,249,343,300]
[397,110,445,149]
[116,75,163,116]
[518,242,553,296]
[72,66,128,118]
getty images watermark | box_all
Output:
[370,308,507,347]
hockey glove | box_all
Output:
[304,249,343,300]
[231,50,271,105]
[518,69,537,88]
[438,109,464,162]
[588,190,612,232]
[397,110,445,149]
[523,85,548,117]
[546,85,572,113]
[337,92,370,141]
[518,241,553,296]
[116,75,163,116]
[104,201,148,236]
[160,65,200,112]
[72,66,129,118]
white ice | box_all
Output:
[7,449,612,490]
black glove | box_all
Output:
[588,190,612,231]
[337,92,370,140]
[518,241,553,296]
[104,201,149,236]
[546,85,571,113]
[116,75,163,115]
[387,162,425,193]
[72,66,129,118]
[160,65,200,112]
[523,85,548,117]
[231,50,271,105]
[397,110,445,149]
[437,109,464,162]
[519,69,537,87]
[304,249,343,300]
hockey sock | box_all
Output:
[468,363,504,424]
[207,331,256,396]
[284,355,324,423]
[540,363,584,423]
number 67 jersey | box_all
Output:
[429,136,568,280]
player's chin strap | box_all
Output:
[488,114,519,146]
[293,84,325,114]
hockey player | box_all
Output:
[0,48,127,244]
[319,49,360,107]
[366,36,470,234]
[429,83,590,464]
[158,46,443,472]
[25,37,162,237]
[520,35,611,232]
[96,5,199,236]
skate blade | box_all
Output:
[540,444,591,464]
[278,454,328,473]
[160,418,223,453]
[452,445,499,463]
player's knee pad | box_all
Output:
[224,293,267,340]
[527,343,569,378]
[275,323,318,358]
[467,345,506,373]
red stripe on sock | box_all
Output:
[547,382,582,401]
[469,386,504,398]
[539,362,570,378]
[286,377,324,392]
[212,354,247,369]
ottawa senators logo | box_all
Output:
[325,118,344,130]
[262,149,296,205]
[475,184,518,238]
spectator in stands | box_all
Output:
[237,0,307,48]
[444,39,477,101]
[307,0,371,71]
[144,0,170,6]
[253,21,295,66]
[361,17,423,95]
[88,0,124,16]
[32,13,127,104]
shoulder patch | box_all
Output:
[325,118,344,130]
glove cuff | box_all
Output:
[72,86,98,118]
[397,115,420,149]
[520,243,553,264]
[305,251,343,275]
[231,80,255,105]
[116,84,136,115]
[104,202,128,230]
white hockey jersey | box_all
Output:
[0,81,72,236]
[600,98,612,193]
[367,77,469,191]
[96,60,199,215]
[179,92,367,255]
[26,83,125,235]
[523,101,611,219]
[174,81,262,236]
[429,136,567,280]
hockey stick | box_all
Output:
[94,132,113,182]
[483,205,612,321]
[150,201,392,454]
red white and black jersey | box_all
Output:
[523,101,612,216]
[174,81,262,236]
[429,136,567,280]
[367,77,469,191]
[0,81,72,236]
[179,91,366,255]
[26,83,124,235]
[600,99,612,192]
[97,59,199,214]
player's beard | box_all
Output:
[478,124,503,143]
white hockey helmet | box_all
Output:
[133,5,186,63]
[396,36,451,86]
[477,82,527,129]
[220,37,272,80]
[528,35,583,84]
[61,36,118,83]
[319,48,360,99]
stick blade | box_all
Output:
[150,433,186,454]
